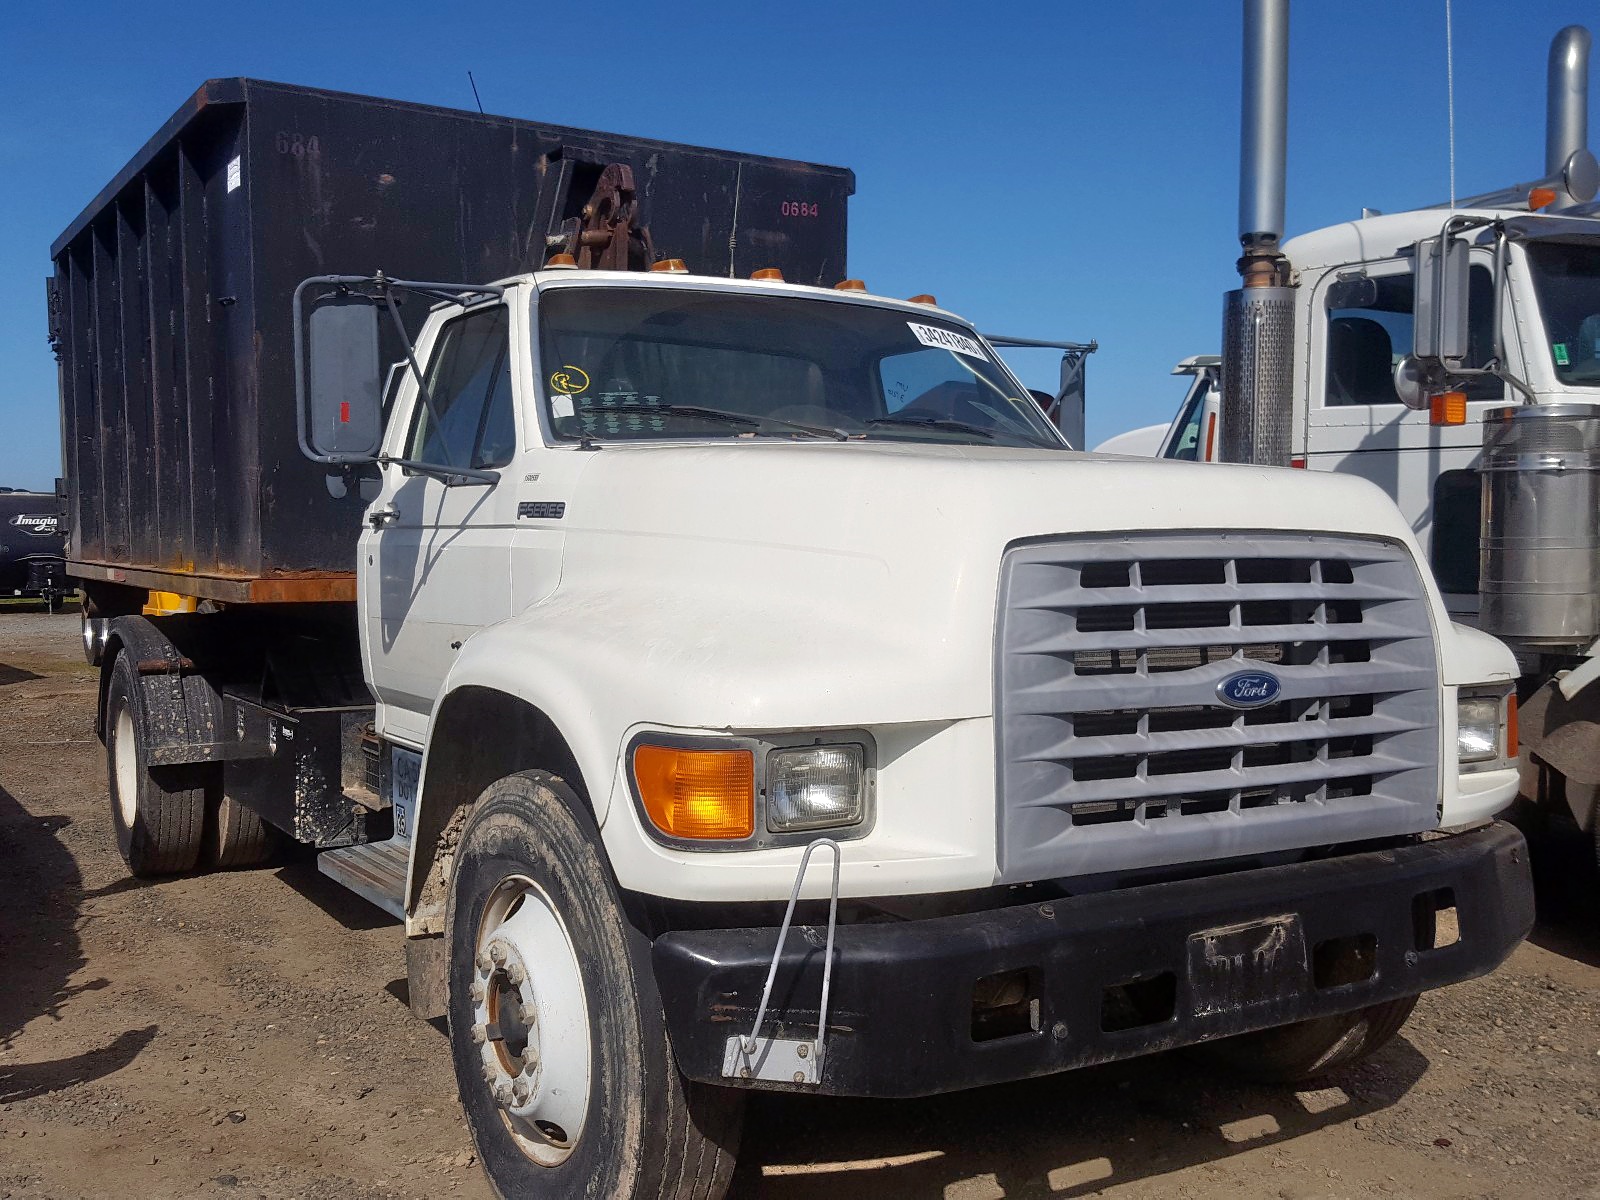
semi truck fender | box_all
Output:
[1515,678,1600,830]
[98,616,226,767]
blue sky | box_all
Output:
[0,0,1590,490]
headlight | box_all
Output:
[1457,686,1517,766]
[767,745,866,832]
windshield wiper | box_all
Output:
[864,415,996,440]
[651,404,848,441]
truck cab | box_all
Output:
[58,77,1536,1200]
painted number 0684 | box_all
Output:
[781,201,819,217]
[275,131,321,158]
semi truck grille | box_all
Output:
[996,533,1440,882]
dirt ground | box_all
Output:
[1,609,1597,1200]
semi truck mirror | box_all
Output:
[299,294,383,463]
[1413,235,1471,369]
[1393,355,1429,410]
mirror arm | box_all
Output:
[1489,230,1538,405]
[377,456,499,486]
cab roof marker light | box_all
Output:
[545,253,578,269]
[907,294,938,306]
[751,268,784,281]
[650,258,689,274]
[833,279,867,292]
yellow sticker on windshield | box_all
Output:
[549,365,591,395]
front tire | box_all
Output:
[1190,995,1419,1083]
[105,652,208,877]
[445,770,742,1199]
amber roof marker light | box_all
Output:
[907,294,937,306]
[751,268,784,281]
[650,258,689,274]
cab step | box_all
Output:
[318,838,408,919]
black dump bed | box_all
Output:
[47,78,854,602]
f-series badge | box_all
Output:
[1216,670,1282,709]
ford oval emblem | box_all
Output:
[1216,670,1282,709]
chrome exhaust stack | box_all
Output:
[1547,26,1591,181]
[1221,0,1296,466]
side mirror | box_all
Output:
[296,288,383,463]
[1393,355,1428,410]
[1413,234,1471,369]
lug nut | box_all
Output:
[470,1023,488,1045]
[469,981,486,1003]
[476,950,494,972]
[489,944,507,966]
[493,1080,515,1105]
[512,1079,530,1104]
[481,1061,497,1084]
[506,962,526,986]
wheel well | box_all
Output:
[407,687,588,930]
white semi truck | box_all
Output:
[54,79,1532,1199]
[1132,8,1600,870]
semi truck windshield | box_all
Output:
[537,286,1062,449]
[1528,241,1600,384]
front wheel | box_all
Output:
[445,770,742,1199]
[1189,995,1419,1083]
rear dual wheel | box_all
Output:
[104,651,276,877]
[445,770,742,1199]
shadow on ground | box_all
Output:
[735,1037,1430,1198]
[0,785,157,1099]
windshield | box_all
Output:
[1527,241,1600,385]
[537,286,1064,449]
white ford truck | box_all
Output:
[58,80,1532,1200]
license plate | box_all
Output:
[1187,914,1308,1017]
[390,746,422,843]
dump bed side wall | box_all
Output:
[50,79,853,585]
[53,100,259,578]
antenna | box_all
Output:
[1445,0,1457,209]
[467,70,485,114]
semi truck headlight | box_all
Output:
[767,745,866,832]
[1457,687,1517,766]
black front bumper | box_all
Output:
[652,823,1532,1097]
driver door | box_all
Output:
[1304,255,1505,573]
[358,298,522,746]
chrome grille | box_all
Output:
[996,533,1440,881]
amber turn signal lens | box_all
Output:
[1529,187,1558,211]
[907,293,937,305]
[1430,391,1468,426]
[633,745,755,840]
[751,267,784,281]
[650,258,689,273]
[1506,694,1519,759]
[833,279,867,291]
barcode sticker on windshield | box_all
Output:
[907,321,986,361]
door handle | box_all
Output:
[367,504,399,530]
